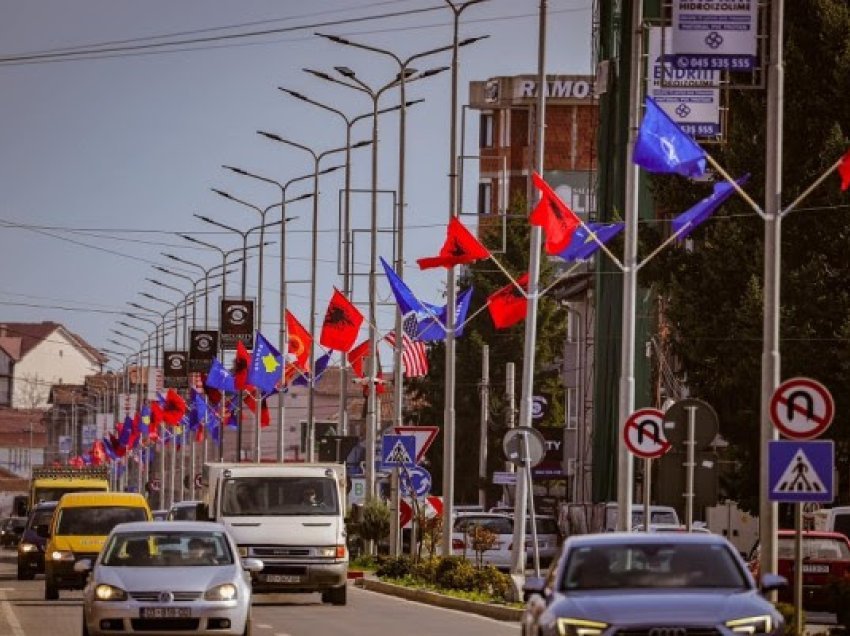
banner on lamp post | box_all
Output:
[189,329,219,373]
[163,350,189,389]
[220,299,254,350]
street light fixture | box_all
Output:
[301,64,447,505]
[276,89,424,440]
[257,131,371,463]
[160,253,243,329]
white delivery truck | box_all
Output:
[197,462,348,605]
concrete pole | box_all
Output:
[616,0,643,532]
[759,0,783,595]
[511,0,546,577]
[478,345,489,509]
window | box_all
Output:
[479,112,494,148]
[478,182,493,215]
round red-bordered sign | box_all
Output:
[769,377,834,439]
[624,408,671,459]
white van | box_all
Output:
[197,462,348,605]
[813,506,850,540]
[604,502,680,531]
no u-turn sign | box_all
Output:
[769,377,834,440]
[624,408,671,459]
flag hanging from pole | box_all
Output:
[380,257,425,315]
[487,273,530,330]
[839,148,850,191]
[385,313,429,378]
[529,172,582,254]
[633,96,707,179]
[319,288,364,352]
[285,310,312,377]
[231,340,251,391]
[670,175,749,241]
[248,330,283,393]
[417,217,491,270]
[558,222,624,262]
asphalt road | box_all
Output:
[0,548,521,636]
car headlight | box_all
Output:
[50,550,75,561]
[726,615,774,634]
[238,546,248,557]
[317,545,347,558]
[19,543,37,553]
[95,584,127,601]
[205,583,237,601]
[556,618,608,636]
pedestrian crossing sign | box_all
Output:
[768,440,834,503]
[380,434,416,470]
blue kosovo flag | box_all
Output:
[102,437,118,461]
[293,353,331,387]
[139,404,150,436]
[633,96,707,178]
[559,222,625,262]
[381,257,425,315]
[206,358,236,393]
[671,175,749,241]
[248,331,283,393]
[417,287,474,342]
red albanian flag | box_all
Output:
[231,340,251,391]
[417,217,491,270]
[320,288,364,352]
[162,389,187,426]
[839,148,850,191]
[529,172,581,254]
[487,273,530,329]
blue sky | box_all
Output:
[0,0,592,366]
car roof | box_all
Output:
[566,531,729,548]
[110,520,227,533]
[778,529,849,540]
[33,501,58,510]
[57,491,149,507]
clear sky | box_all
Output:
[0,0,592,367]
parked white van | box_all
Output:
[813,506,850,540]
[604,502,680,531]
[197,462,348,605]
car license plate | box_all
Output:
[140,607,191,619]
[802,564,829,573]
[264,574,301,583]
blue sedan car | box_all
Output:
[522,532,786,636]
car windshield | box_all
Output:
[220,477,339,516]
[169,505,197,521]
[102,531,233,567]
[528,518,559,535]
[455,516,513,535]
[631,510,679,526]
[561,542,748,591]
[778,536,850,560]
[56,506,148,535]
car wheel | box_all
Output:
[327,584,347,606]
[242,614,252,636]
[44,578,59,600]
[82,613,90,636]
[17,565,34,581]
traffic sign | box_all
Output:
[768,440,834,503]
[770,377,834,439]
[624,408,671,459]
[400,466,432,499]
[492,471,517,486]
[380,434,416,470]
[399,495,442,529]
[662,398,719,450]
[392,426,439,462]
[502,428,546,467]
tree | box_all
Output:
[407,199,568,504]
[640,1,850,513]
[15,373,49,409]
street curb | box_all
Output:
[354,577,523,622]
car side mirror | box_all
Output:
[74,559,92,573]
[760,573,788,593]
[35,524,50,539]
[242,558,264,573]
[195,503,210,522]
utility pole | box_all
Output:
[478,345,489,509]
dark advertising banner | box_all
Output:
[163,350,189,389]
[220,299,254,350]
[189,329,219,373]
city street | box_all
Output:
[0,549,520,636]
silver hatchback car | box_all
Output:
[76,520,262,636]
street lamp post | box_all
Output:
[277,89,422,440]
[440,0,489,557]
[160,254,241,329]
[210,188,304,462]
[315,34,483,433]
[301,65,443,504]
[257,131,370,464]
[222,166,328,462]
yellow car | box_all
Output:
[45,492,151,600]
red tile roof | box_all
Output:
[0,322,106,365]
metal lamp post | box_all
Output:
[160,254,242,329]
[221,165,329,462]
[256,131,370,463]
[277,89,422,440]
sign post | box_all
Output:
[624,408,670,532]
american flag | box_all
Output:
[385,313,429,378]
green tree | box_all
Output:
[407,198,568,504]
[640,1,850,513]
